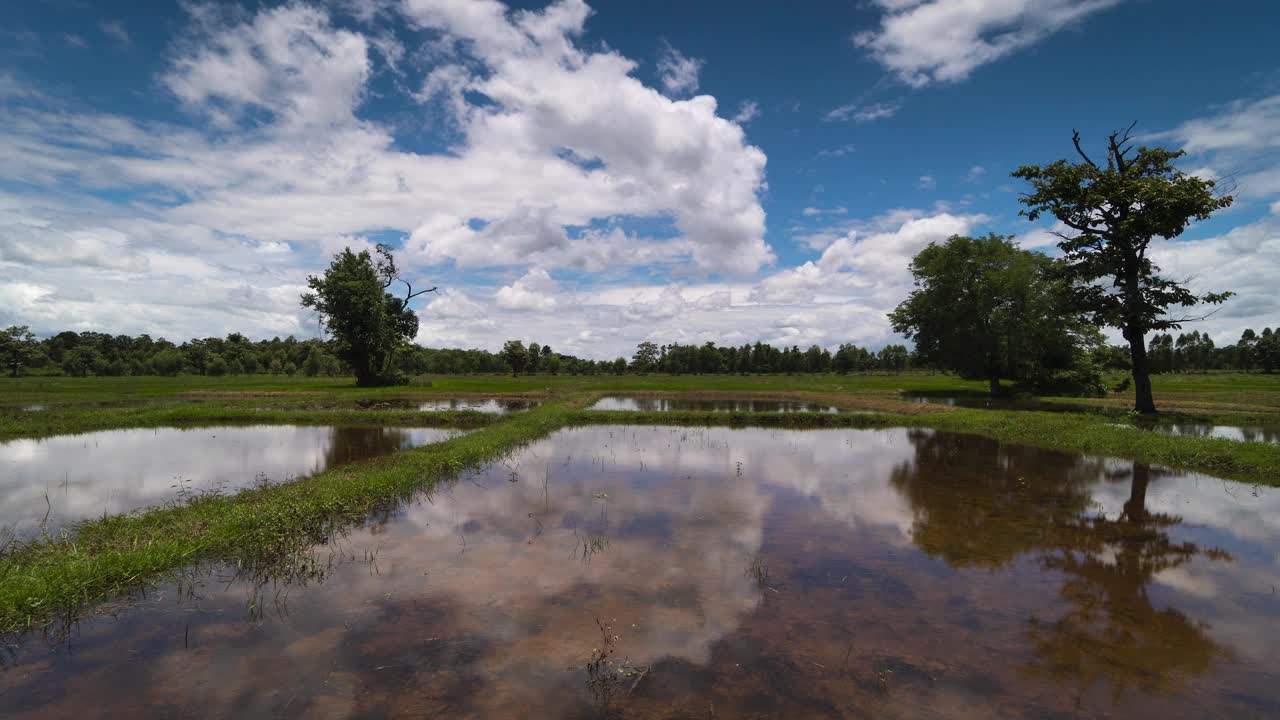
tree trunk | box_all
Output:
[1122,462,1150,522]
[1125,328,1157,413]
[989,375,1002,397]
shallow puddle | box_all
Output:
[589,396,858,413]
[1132,417,1280,444]
[902,393,1048,410]
[0,425,463,536]
[353,398,542,413]
[3,426,1277,718]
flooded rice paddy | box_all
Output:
[353,398,542,413]
[1130,417,1280,444]
[588,396,858,413]
[902,393,1043,410]
[0,425,462,536]
[3,425,1278,718]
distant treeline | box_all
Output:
[1085,329,1278,374]
[497,339,914,377]
[1144,329,1279,374]
[2,329,917,378]
[1,331,344,378]
[1,326,1275,378]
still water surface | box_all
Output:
[414,398,541,413]
[1131,418,1280,444]
[352,398,542,413]
[0,425,463,535]
[2,426,1277,718]
[589,396,857,413]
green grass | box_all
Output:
[0,372,969,440]
[0,369,985,398]
[2,371,1279,634]
[8,370,1277,439]
[4,368,1277,400]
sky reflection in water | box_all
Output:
[0,425,463,535]
[588,396,856,413]
[2,426,1278,718]
[352,398,541,413]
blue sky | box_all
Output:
[2,0,1278,358]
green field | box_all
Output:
[2,371,1279,633]
[4,370,1280,437]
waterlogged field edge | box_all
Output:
[2,385,1279,635]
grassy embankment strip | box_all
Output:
[1033,395,1280,425]
[0,404,569,634]
[567,408,1280,484]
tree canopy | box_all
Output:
[888,233,1101,396]
[631,341,660,373]
[301,244,434,386]
[1013,126,1233,412]
[0,325,39,377]
[500,340,528,377]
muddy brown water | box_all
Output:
[2,426,1278,718]
[0,426,463,536]
[588,396,861,413]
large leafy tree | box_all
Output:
[889,234,1096,396]
[631,341,659,373]
[1237,329,1258,372]
[1258,328,1280,373]
[500,340,528,377]
[0,325,39,377]
[1013,125,1234,413]
[301,244,435,386]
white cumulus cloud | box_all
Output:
[495,267,562,311]
[656,42,703,96]
[855,0,1122,87]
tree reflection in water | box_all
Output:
[890,430,1232,696]
[322,426,426,467]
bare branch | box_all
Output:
[401,279,439,307]
[1164,306,1225,324]
[1211,169,1240,199]
[1115,120,1137,147]
[1109,121,1138,172]
[1071,129,1099,169]
[1059,217,1110,237]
